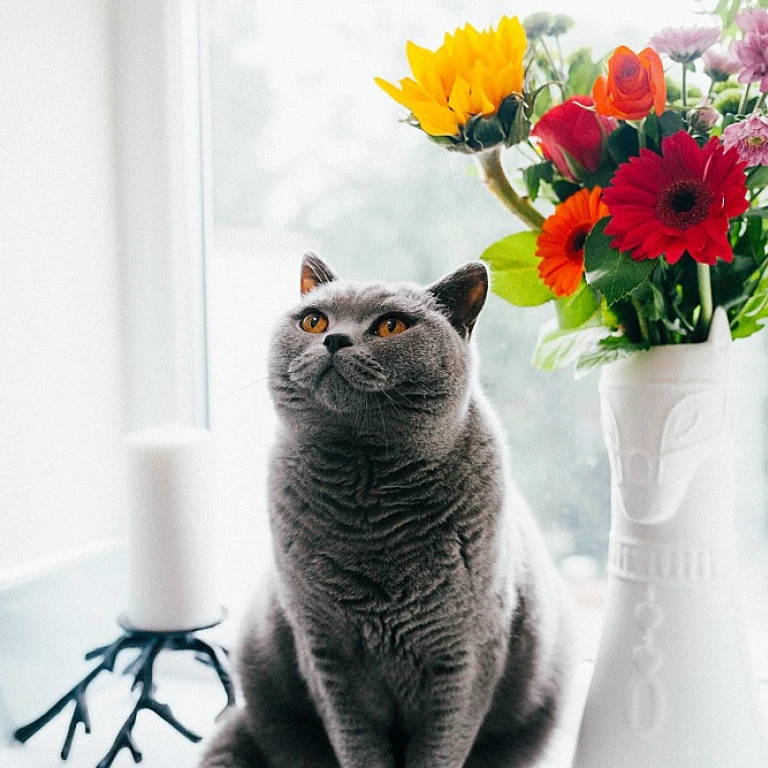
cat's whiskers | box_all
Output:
[214,375,271,403]
[379,389,407,421]
[373,394,390,455]
[357,389,371,443]
[388,386,421,411]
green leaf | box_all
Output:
[575,334,650,375]
[552,180,581,202]
[746,166,768,189]
[531,313,610,371]
[631,279,666,321]
[659,110,686,138]
[730,264,768,339]
[744,205,768,218]
[482,232,556,306]
[644,114,660,151]
[555,281,600,329]
[567,51,602,98]
[584,218,657,304]
[531,85,552,120]
[607,122,640,165]
[523,162,554,201]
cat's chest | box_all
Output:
[278,448,459,531]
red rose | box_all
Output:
[530,96,617,181]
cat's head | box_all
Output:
[268,253,488,442]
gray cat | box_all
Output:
[200,254,574,768]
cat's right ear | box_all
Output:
[301,252,337,296]
[429,261,489,338]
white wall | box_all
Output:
[0,1,126,573]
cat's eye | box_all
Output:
[374,317,409,337]
[300,311,329,334]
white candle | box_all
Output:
[123,423,221,632]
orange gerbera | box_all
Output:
[536,187,608,297]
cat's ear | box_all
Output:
[428,262,489,338]
[301,252,338,296]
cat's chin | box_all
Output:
[313,368,372,413]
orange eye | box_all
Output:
[300,311,329,334]
[375,317,408,337]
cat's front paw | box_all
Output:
[198,709,264,768]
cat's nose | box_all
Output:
[324,333,353,354]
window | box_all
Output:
[206,0,768,685]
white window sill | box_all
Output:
[3,587,766,768]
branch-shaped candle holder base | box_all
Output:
[14,611,233,768]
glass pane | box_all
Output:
[206,1,768,684]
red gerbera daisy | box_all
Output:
[602,130,748,265]
[536,186,609,297]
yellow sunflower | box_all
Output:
[375,16,529,151]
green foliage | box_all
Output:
[659,110,687,138]
[482,232,556,306]
[523,161,554,201]
[746,166,768,190]
[731,265,768,338]
[584,218,657,305]
[714,87,743,115]
[666,78,681,103]
[549,14,575,36]
[566,49,602,98]
[552,179,581,202]
[531,313,609,372]
[726,217,768,338]
[607,123,640,165]
[707,0,768,39]
[523,11,554,40]
[531,85,552,120]
[575,334,651,375]
[531,307,646,376]
[556,282,600,329]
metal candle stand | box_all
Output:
[14,612,234,768]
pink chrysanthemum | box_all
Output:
[736,8,768,34]
[733,31,768,92]
[649,26,721,63]
[603,131,748,266]
[722,113,768,166]
[701,47,741,81]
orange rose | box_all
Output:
[592,46,666,121]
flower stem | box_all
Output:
[539,38,566,99]
[681,64,688,108]
[754,91,767,113]
[707,75,717,100]
[632,296,651,343]
[637,121,647,151]
[697,262,713,339]
[739,82,752,115]
[476,148,545,231]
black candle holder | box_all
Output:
[14,611,234,768]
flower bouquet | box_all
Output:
[376,5,768,764]
[375,4,768,374]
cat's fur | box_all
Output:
[201,255,573,768]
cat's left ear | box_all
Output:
[301,252,338,295]
[428,262,489,338]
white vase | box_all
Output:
[572,308,767,768]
